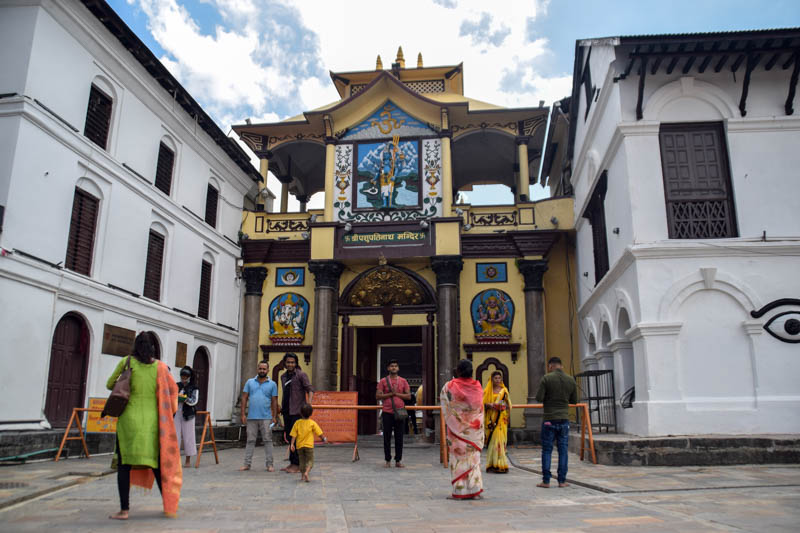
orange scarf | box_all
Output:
[130,361,182,517]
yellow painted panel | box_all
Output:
[311,226,335,260]
[434,221,461,255]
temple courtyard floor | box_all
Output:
[0,443,798,532]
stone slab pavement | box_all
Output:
[0,443,798,532]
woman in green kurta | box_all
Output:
[107,332,173,519]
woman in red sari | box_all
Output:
[440,359,485,499]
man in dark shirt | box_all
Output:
[279,353,313,473]
[535,357,578,488]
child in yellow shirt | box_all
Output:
[289,403,327,482]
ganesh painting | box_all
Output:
[268,292,310,345]
[470,289,515,343]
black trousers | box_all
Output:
[382,412,404,463]
[284,414,301,466]
[116,439,161,511]
[407,409,419,434]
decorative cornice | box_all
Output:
[242,266,267,296]
[431,255,463,286]
[241,240,310,263]
[626,322,683,341]
[461,231,561,258]
[308,260,344,289]
[517,259,549,292]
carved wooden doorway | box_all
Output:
[45,313,90,427]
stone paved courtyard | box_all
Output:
[1,443,798,532]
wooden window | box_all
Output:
[154,143,175,195]
[84,85,113,149]
[204,184,218,228]
[198,260,212,319]
[65,188,99,276]
[143,230,165,301]
[659,123,737,239]
[582,172,609,284]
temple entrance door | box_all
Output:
[355,326,423,435]
[45,313,90,428]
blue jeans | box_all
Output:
[541,419,569,484]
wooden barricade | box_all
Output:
[194,410,219,468]
[54,408,95,461]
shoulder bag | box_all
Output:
[102,356,132,418]
[384,377,409,423]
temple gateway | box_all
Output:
[234,48,578,434]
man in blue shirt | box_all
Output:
[239,360,278,471]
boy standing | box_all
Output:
[289,403,327,482]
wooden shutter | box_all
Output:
[84,85,112,149]
[582,172,609,284]
[204,184,218,227]
[198,260,212,319]
[143,230,165,301]
[65,188,99,275]
[154,143,174,195]
[659,123,737,239]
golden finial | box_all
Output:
[376,55,383,70]
[417,53,423,68]
[395,46,405,68]
[378,252,387,266]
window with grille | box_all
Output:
[659,123,737,239]
[582,172,609,284]
[154,143,175,195]
[65,188,99,276]
[84,85,113,149]
[204,184,218,228]
[198,260,212,319]
[143,230,165,301]
[403,80,445,94]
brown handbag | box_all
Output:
[102,356,132,418]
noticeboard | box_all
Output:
[311,391,357,443]
[101,324,136,356]
[85,397,117,433]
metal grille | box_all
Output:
[575,369,616,433]
[404,80,445,93]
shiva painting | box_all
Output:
[268,292,310,345]
[355,137,420,209]
[470,289,515,343]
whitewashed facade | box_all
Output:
[0,1,267,429]
[554,30,800,436]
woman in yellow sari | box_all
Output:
[484,371,511,473]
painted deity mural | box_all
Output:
[268,292,310,345]
[471,289,515,343]
[333,101,442,222]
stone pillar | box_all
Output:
[257,152,272,210]
[239,266,268,408]
[440,135,453,216]
[296,195,308,213]
[308,260,343,391]
[516,138,530,202]
[323,141,335,221]
[517,259,548,429]
[431,255,463,393]
[279,180,290,213]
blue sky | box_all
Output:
[107,0,800,206]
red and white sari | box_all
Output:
[440,377,485,499]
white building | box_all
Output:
[0,0,271,429]
[546,29,800,436]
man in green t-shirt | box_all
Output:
[535,357,577,488]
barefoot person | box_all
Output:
[107,332,182,519]
[280,353,313,473]
[535,357,578,488]
[375,359,411,468]
[484,371,511,473]
[240,360,278,472]
[441,359,485,500]
[289,403,328,482]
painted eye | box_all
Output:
[764,312,800,344]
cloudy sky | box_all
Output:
[109,0,799,206]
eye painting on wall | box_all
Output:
[471,289,515,344]
[355,138,420,209]
[751,298,800,344]
[268,292,310,345]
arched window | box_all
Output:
[154,136,177,196]
[83,77,116,150]
[143,222,167,301]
